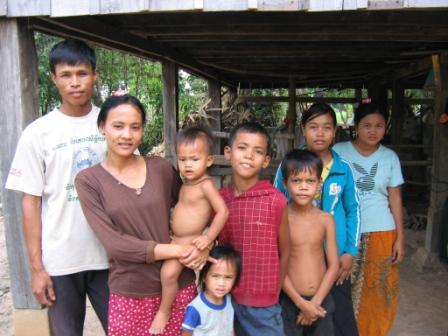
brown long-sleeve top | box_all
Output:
[75,155,195,297]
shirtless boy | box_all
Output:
[150,126,228,334]
[280,149,339,336]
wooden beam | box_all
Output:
[162,60,179,165]
[0,18,40,309]
[426,54,448,253]
[235,95,434,104]
[30,17,235,88]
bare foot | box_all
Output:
[149,310,170,335]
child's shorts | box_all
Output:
[232,300,284,336]
[280,291,335,336]
[108,282,197,336]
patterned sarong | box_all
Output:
[108,283,197,336]
[352,230,399,336]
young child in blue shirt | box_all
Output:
[182,245,241,336]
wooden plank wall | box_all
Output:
[52,0,94,17]
[0,18,41,309]
[0,0,6,16]
[100,0,149,14]
[2,0,448,17]
[6,0,50,17]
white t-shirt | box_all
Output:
[333,141,404,234]
[5,106,109,276]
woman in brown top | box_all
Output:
[75,95,208,336]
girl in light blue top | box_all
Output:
[274,103,360,336]
[333,102,404,336]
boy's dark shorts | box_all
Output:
[280,291,335,336]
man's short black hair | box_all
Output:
[281,149,323,180]
[49,39,96,74]
[228,122,271,155]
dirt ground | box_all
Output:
[0,212,447,336]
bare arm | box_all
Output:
[193,179,229,250]
[181,331,192,336]
[312,215,339,305]
[388,186,404,264]
[22,194,55,306]
[278,207,290,287]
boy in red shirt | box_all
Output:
[218,122,290,336]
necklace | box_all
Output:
[116,181,143,196]
[102,157,145,196]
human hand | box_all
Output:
[179,246,216,270]
[31,269,55,306]
[192,235,212,251]
[392,237,405,265]
[297,312,315,326]
[336,253,354,285]
[299,299,326,322]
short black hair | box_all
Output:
[354,102,388,126]
[176,126,214,155]
[198,244,241,292]
[281,149,323,180]
[97,95,146,127]
[228,122,271,155]
[49,39,96,74]
[301,102,337,127]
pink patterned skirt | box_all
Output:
[108,283,197,336]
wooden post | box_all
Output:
[288,77,297,149]
[208,79,222,154]
[0,18,41,309]
[162,60,179,165]
[391,80,405,147]
[355,88,362,103]
[367,86,388,113]
[426,55,448,253]
[208,79,222,187]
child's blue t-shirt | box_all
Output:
[182,292,234,336]
[333,142,404,234]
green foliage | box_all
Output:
[178,70,208,123]
[34,33,62,115]
[251,88,288,127]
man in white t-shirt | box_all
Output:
[5,39,109,336]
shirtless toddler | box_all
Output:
[149,126,228,335]
[280,149,339,336]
